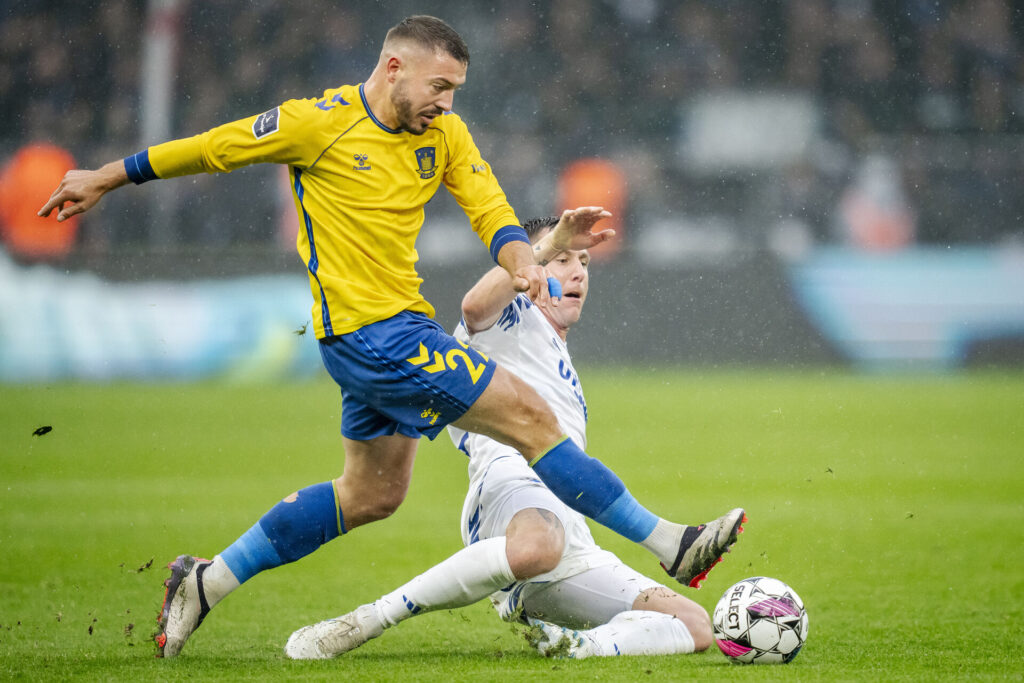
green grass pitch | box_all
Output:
[1,369,1022,681]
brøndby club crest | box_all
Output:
[414,147,436,179]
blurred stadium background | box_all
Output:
[1,0,1023,380]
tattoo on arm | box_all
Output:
[536,508,559,525]
[533,243,550,266]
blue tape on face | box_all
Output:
[547,277,562,300]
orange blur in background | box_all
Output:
[556,158,626,261]
[0,143,80,260]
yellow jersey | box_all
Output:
[126,83,521,338]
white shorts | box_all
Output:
[460,450,667,628]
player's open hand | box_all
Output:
[549,206,615,252]
[37,163,129,223]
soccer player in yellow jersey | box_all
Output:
[39,16,744,658]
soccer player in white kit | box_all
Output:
[286,207,744,659]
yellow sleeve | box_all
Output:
[139,98,326,180]
[441,115,520,251]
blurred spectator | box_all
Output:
[556,158,627,260]
[0,143,80,260]
[1,0,1020,254]
[836,154,916,250]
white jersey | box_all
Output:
[448,295,623,595]
[448,294,587,483]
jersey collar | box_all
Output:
[359,83,403,134]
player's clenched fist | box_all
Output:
[511,263,551,307]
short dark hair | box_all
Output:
[522,216,560,243]
[385,15,470,65]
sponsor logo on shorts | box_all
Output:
[420,408,442,425]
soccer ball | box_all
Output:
[712,576,808,664]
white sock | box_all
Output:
[581,610,695,657]
[639,519,686,566]
[201,555,241,607]
[374,536,515,628]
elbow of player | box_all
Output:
[460,298,484,331]
[460,295,494,334]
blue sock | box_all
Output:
[530,438,658,542]
[220,481,345,584]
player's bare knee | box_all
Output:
[333,476,406,526]
[506,535,563,579]
[364,488,405,521]
[505,508,565,579]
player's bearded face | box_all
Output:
[388,49,465,135]
[391,80,438,136]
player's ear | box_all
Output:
[385,55,402,82]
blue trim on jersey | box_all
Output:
[309,117,368,171]
[489,225,530,263]
[123,150,158,184]
[359,83,402,134]
[292,168,333,336]
[496,295,532,332]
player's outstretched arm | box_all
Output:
[37,160,130,223]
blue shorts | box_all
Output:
[319,311,497,441]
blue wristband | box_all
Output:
[489,225,530,264]
[123,150,158,185]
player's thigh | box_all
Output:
[453,364,562,458]
[333,433,419,529]
[522,563,664,630]
[466,456,570,543]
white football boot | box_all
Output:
[285,603,384,659]
[663,508,747,588]
[155,554,213,657]
[525,618,596,659]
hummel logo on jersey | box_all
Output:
[353,154,371,171]
[252,107,280,139]
[315,93,350,111]
[471,163,487,174]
